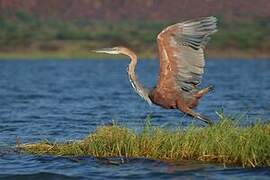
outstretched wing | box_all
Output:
[156,16,217,94]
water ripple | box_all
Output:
[0,59,269,179]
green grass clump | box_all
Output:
[21,117,270,168]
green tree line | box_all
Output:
[0,12,269,54]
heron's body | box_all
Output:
[94,16,218,124]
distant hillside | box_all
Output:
[0,0,270,59]
[1,0,270,21]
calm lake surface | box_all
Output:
[0,59,269,179]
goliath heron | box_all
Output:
[94,16,217,124]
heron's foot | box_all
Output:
[187,110,213,125]
[195,112,213,126]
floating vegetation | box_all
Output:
[20,115,270,168]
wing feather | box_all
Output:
[156,16,217,94]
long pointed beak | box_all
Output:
[92,48,117,54]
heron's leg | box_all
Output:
[176,100,213,125]
[186,109,213,125]
[194,85,214,98]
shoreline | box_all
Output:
[0,49,269,60]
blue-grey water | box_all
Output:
[0,59,269,179]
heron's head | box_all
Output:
[93,47,123,55]
[93,47,136,59]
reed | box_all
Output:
[20,115,270,167]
